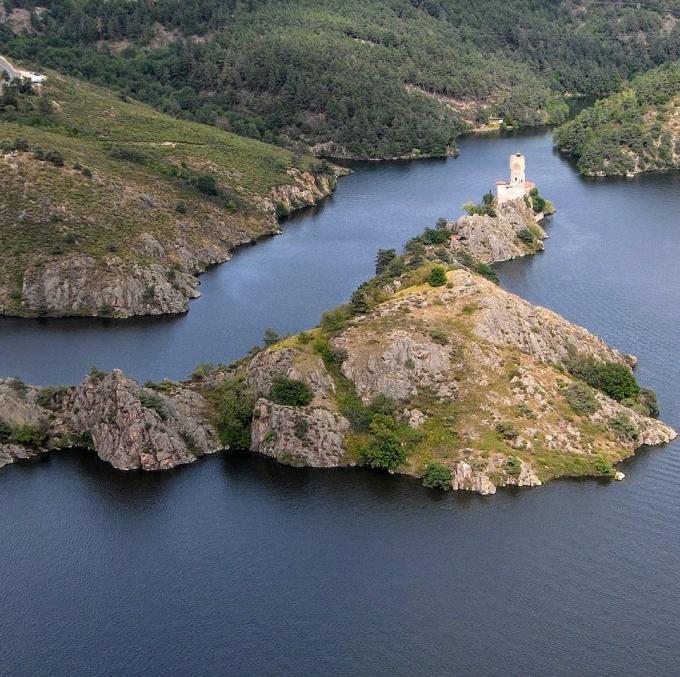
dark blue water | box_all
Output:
[2,130,680,675]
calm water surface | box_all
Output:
[2,130,680,675]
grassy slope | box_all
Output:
[0,71,329,314]
[554,60,680,175]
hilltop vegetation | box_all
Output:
[0,70,338,317]
[554,60,680,175]
[3,0,680,158]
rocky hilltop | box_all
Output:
[1,198,675,494]
[0,71,342,318]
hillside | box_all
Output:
[2,198,674,493]
[0,70,340,317]
[554,60,680,176]
[3,1,680,158]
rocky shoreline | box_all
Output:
[2,167,345,319]
[1,198,675,493]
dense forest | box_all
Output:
[554,60,680,175]
[3,0,680,158]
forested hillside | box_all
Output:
[554,60,680,176]
[2,1,680,158]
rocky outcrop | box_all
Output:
[449,269,633,366]
[0,378,51,469]
[449,199,547,264]
[451,462,497,495]
[251,398,350,467]
[333,329,456,403]
[246,348,335,402]
[59,370,221,470]
[20,256,199,317]
[267,168,345,214]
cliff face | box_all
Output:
[449,200,547,264]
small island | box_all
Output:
[1,160,674,494]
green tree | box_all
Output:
[428,266,447,287]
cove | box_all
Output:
[2,129,680,675]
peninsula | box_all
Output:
[1,176,674,494]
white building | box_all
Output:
[496,153,535,205]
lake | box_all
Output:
[1,129,680,675]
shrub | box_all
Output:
[175,202,188,214]
[496,420,519,439]
[375,248,397,275]
[14,137,29,151]
[594,455,613,476]
[268,376,313,407]
[610,412,638,441]
[139,390,168,420]
[563,381,599,415]
[11,424,48,448]
[472,261,499,284]
[565,352,640,402]
[350,288,371,315]
[262,328,281,347]
[0,419,11,441]
[359,414,408,471]
[429,329,448,345]
[505,456,522,475]
[517,228,535,244]
[36,386,66,408]
[313,337,346,367]
[194,173,218,195]
[428,266,447,287]
[422,461,452,490]
[209,378,255,450]
[89,366,106,381]
[45,150,64,166]
[191,363,219,380]
[320,305,351,333]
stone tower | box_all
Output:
[509,153,526,186]
[496,152,534,205]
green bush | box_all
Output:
[428,266,447,287]
[565,352,640,402]
[294,418,309,440]
[209,378,255,450]
[610,413,638,441]
[517,228,535,244]
[320,305,351,333]
[563,381,599,415]
[268,376,313,407]
[139,390,168,420]
[505,456,522,476]
[11,424,48,449]
[36,386,67,408]
[429,329,448,345]
[45,150,65,166]
[375,248,397,275]
[496,421,519,439]
[422,462,452,490]
[594,455,613,477]
[359,414,408,471]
